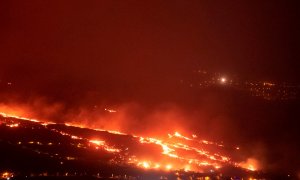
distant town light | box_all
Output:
[220,77,227,83]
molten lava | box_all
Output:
[0,112,259,172]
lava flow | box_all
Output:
[0,112,258,173]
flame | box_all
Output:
[239,158,260,171]
[7,123,19,128]
[1,172,14,179]
[89,140,105,146]
[142,162,150,169]
[165,164,172,170]
[0,111,259,172]
[174,131,192,141]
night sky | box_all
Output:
[1,1,299,100]
[0,0,300,173]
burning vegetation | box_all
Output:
[0,100,298,179]
[0,111,258,174]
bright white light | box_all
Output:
[220,77,227,83]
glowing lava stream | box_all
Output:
[0,112,257,172]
